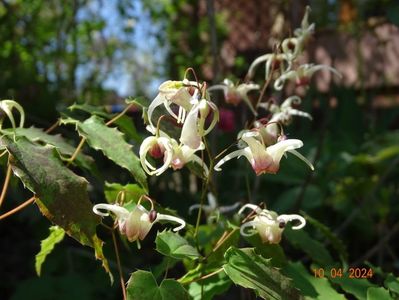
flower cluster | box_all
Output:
[109,7,339,245]
[139,79,218,176]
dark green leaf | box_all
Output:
[35,226,65,276]
[223,247,301,300]
[0,136,111,278]
[302,212,348,264]
[3,127,94,171]
[156,230,200,260]
[76,116,147,190]
[127,270,189,300]
[284,227,334,266]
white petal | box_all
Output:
[238,203,262,215]
[180,105,201,149]
[93,203,129,219]
[155,213,186,232]
[266,139,303,165]
[147,93,166,128]
[214,149,247,172]
[287,149,314,171]
[277,214,306,230]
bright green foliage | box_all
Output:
[385,274,399,295]
[127,270,189,300]
[366,287,393,300]
[35,226,65,276]
[223,247,301,300]
[104,182,146,204]
[284,262,345,300]
[188,272,232,300]
[0,136,110,276]
[156,230,200,260]
[75,116,147,190]
[330,276,377,300]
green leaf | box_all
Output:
[127,270,189,300]
[302,212,348,264]
[155,230,200,260]
[2,127,94,171]
[223,247,301,300]
[76,116,147,190]
[244,233,287,268]
[284,227,334,266]
[385,274,399,294]
[283,262,345,300]
[35,226,65,276]
[104,182,146,204]
[330,276,377,300]
[367,287,393,300]
[188,271,232,300]
[0,136,111,278]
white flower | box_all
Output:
[139,135,174,176]
[293,6,315,45]
[208,79,259,115]
[274,63,342,90]
[259,96,312,125]
[139,128,208,176]
[238,204,306,244]
[214,131,313,175]
[147,80,199,128]
[93,198,186,242]
[0,100,25,130]
[180,98,219,149]
[247,53,292,80]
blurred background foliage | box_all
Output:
[1,0,399,299]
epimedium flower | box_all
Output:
[139,127,208,176]
[259,96,312,125]
[238,204,306,244]
[214,131,313,175]
[274,63,342,90]
[147,79,200,128]
[179,97,219,149]
[93,196,186,242]
[247,52,292,81]
[208,79,259,115]
[0,100,25,130]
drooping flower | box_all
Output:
[274,63,342,90]
[214,131,313,175]
[208,79,259,115]
[93,197,186,242]
[0,100,25,130]
[179,98,219,149]
[259,96,312,125]
[139,135,174,176]
[247,53,292,81]
[139,127,208,176]
[238,204,306,244]
[147,79,199,128]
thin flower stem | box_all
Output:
[105,103,134,126]
[0,164,12,208]
[255,73,273,111]
[67,137,86,166]
[45,120,60,133]
[194,138,214,239]
[112,230,127,300]
[182,268,224,285]
[0,196,36,221]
